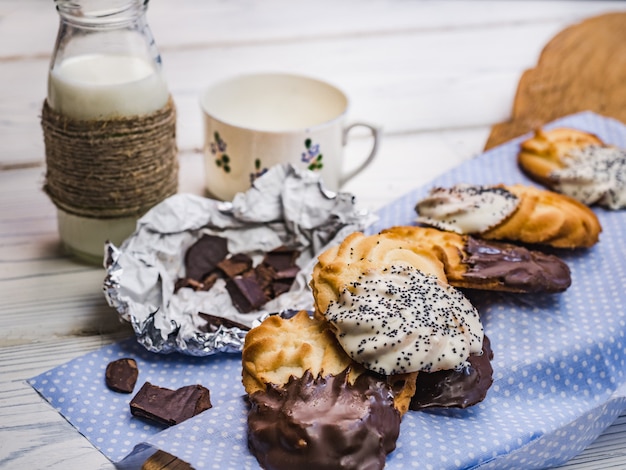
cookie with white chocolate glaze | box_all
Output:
[310,232,484,376]
[415,183,601,248]
[382,226,571,293]
[518,127,626,210]
[311,231,447,318]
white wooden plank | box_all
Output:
[0,333,130,380]
[0,267,131,346]
[559,414,626,469]
[0,380,116,469]
[0,0,621,58]
[0,335,129,469]
[145,0,624,50]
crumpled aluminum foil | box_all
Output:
[103,164,377,356]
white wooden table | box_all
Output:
[1,1,626,468]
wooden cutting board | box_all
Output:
[141,11,626,470]
[485,11,626,150]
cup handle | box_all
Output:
[340,122,381,186]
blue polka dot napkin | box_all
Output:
[29,112,626,469]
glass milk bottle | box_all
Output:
[43,0,177,265]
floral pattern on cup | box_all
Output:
[211,132,230,173]
[301,138,323,171]
[250,158,268,184]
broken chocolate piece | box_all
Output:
[271,279,293,297]
[254,263,275,292]
[105,358,139,394]
[198,312,251,333]
[175,272,219,292]
[174,277,194,292]
[226,275,269,313]
[217,253,253,278]
[130,382,212,426]
[271,265,300,280]
[184,234,229,281]
[200,272,220,290]
[262,246,299,273]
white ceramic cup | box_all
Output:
[200,72,380,201]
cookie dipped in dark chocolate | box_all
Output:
[247,369,401,470]
[462,236,571,293]
[410,335,494,410]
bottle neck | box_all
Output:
[55,0,148,29]
[50,0,158,66]
[48,0,168,119]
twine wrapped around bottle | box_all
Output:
[41,97,179,219]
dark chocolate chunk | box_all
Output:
[254,263,275,292]
[105,358,139,394]
[226,275,269,313]
[262,246,299,273]
[271,279,293,297]
[130,382,212,426]
[200,272,220,290]
[174,277,193,292]
[271,265,300,280]
[184,234,229,281]
[217,253,253,278]
[409,335,494,410]
[175,272,219,292]
[198,312,251,332]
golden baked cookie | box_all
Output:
[242,310,417,415]
[242,310,354,395]
[519,127,626,210]
[382,225,571,293]
[381,226,468,283]
[484,184,601,248]
[415,183,601,248]
[518,127,603,186]
[311,231,446,318]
